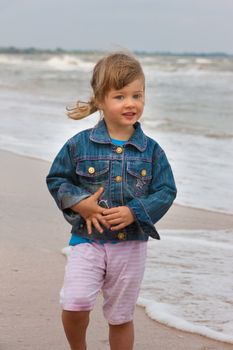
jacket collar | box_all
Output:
[90,119,147,152]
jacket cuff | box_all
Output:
[59,190,91,226]
[61,193,91,210]
[57,183,91,210]
[127,199,160,240]
[127,198,154,228]
[63,208,82,226]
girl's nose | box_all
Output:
[124,97,134,107]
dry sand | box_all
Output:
[1,149,233,350]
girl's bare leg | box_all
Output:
[62,310,90,350]
[109,321,134,350]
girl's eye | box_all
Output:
[133,94,142,99]
[114,95,124,100]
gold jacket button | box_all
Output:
[115,175,122,183]
[118,232,126,240]
[116,146,123,154]
[141,169,147,177]
[88,167,95,174]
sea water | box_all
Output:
[139,229,233,344]
[1,50,233,343]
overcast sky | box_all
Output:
[0,0,232,53]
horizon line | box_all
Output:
[0,46,232,57]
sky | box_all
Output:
[0,0,232,54]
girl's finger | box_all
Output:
[103,213,120,221]
[103,208,119,215]
[102,220,111,229]
[97,215,111,229]
[110,223,125,231]
[92,187,104,200]
[86,219,92,235]
[106,218,122,225]
[92,218,103,234]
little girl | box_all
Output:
[46,52,177,350]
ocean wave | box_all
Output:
[163,234,233,251]
[0,53,95,72]
[138,229,233,344]
[0,54,30,65]
[46,55,94,71]
[145,67,233,77]
[195,58,212,64]
[1,53,233,75]
[137,297,233,344]
[174,199,233,215]
[143,118,233,140]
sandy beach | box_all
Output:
[1,149,233,350]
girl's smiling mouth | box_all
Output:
[122,112,136,117]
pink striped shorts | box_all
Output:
[60,241,147,325]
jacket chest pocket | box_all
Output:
[126,161,152,197]
[76,160,110,194]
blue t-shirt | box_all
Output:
[69,138,126,246]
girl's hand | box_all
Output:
[71,187,110,234]
[102,206,135,231]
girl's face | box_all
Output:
[98,78,145,138]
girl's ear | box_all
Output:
[95,98,104,110]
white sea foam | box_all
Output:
[46,55,94,71]
[144,66,233,78]
[0,54,46,69]
[161,235,233,251]
[138,230,233,344]
[0,54,23,65]
[176,58,189,64]
[61,246,72,257]
[195,58,212,64]
[0,53,95,72]
[138,297,233,344]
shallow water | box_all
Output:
[139,229,233,344]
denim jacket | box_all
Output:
[46,119,177,242]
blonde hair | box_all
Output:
[66,52,145,120]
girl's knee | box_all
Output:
[62,310,90,326]
[60,293,95,312]
[109,320,133,327]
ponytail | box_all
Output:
[66,97,98,120]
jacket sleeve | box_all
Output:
[127,147,177,230]
[46,140,91,225]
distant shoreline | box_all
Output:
[0,46,232,57]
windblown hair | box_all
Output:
[66,52,145,120]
